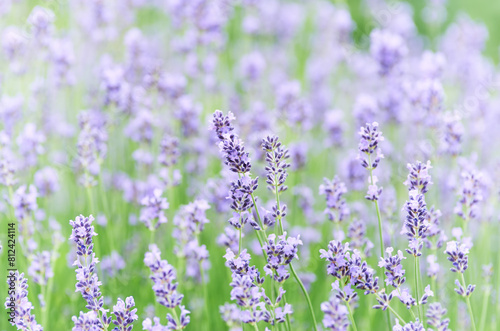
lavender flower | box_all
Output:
[321,297,349,331]
[4,271,43,330]
[140,189,169,230]
[402,190,429,257]
[358,122,384,201]
[444,241,470,274]
[111,296,138,331]
[144,244,183,308]
[262,136,290,193]
[426,302,450,331]
[12,185,38,221]
[370,29,408,75]
[454,170,483,223]
[263,233,303,283]
[319,176,350,223]
[76,111,108,187]
[393,319,425,331]
[27,251,53,286]
[34,167,59,197]
[404,161,432,194]
[378,247,406,288]
[444,241,475,297]
[69,215,108,325]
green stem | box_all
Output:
[290,263,318,331]
[414,257,422,322]
[200,262,211,330]
[461,273,477,331]
[252,323,260,331]
[346,302,358,331]
[479,287,491,331]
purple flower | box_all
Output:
[426,302,450,331]
[378,247,406,289]
[402,190,429,256]
[34,167,59,197]
[454,170,483,223]
[111,296,138,331]
[393,319,425,331]
[69,215,106,315]
[229,273,266,323]
[144,244,185,309]
[444,241,469,274]
[12,185,38,221]
[262,136,290,193]
[140,189,169,230]
[319,176,350,223]
[263,233,302,283]
[4,271,42,330]
[28,251,53,286]
[16,123,45,168]
[358,122,384,170]
[404,161,432,194]
[77,111,108,187]
[370,29,408,75]
[321,296,349,331]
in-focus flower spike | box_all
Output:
[426,302,450,331]
[404,161,432,194]
[321,296,350,331]
[4,271,43,331]
[144,244,185,309]
[111,296,138,331]
[263,232,303,283]
[444,241,469,273]
[358,122,384,170]
[261,136,290,193]
[393,318,425,331]
[378,247,406,289]
[358,122,384,201]
[69,214,110,328]
[419,285,434,305]
[402,190,429,257]
[319,176,350,223]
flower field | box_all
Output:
[1,1,500,330]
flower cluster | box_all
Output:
[444,241,475,297]
[263,233,303,283]
[111,297,138,331]
[144,244,190,329]
[172,200,211,280]
[319,176,350,223]
[358,122,384,201]
[454,170,483,223]
[402,190,429,256]
[4,271,43,330]
[261,135,290,193]
[378,247,406,288]
[404,161,433,194]
[140,189,169,230]
[321,297,349,331]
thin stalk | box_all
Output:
[290,263,318,331]
[479,286,491,331]
[368,158,390,330]
[252,323,260,331]
[461,273,477,331]
[200,262,211,330]
[375,293,407,325]
[346,302,358,331]
[414,257,422,321]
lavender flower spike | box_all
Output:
[144,244,190,330]
[4,271,43,330]
[140,189,169,230]
[112,296,138,331]
[69,214,110,329]
[319,176,350,223]
[358,122,384,201]
[321,297,349,331]
[404,161,432,194]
